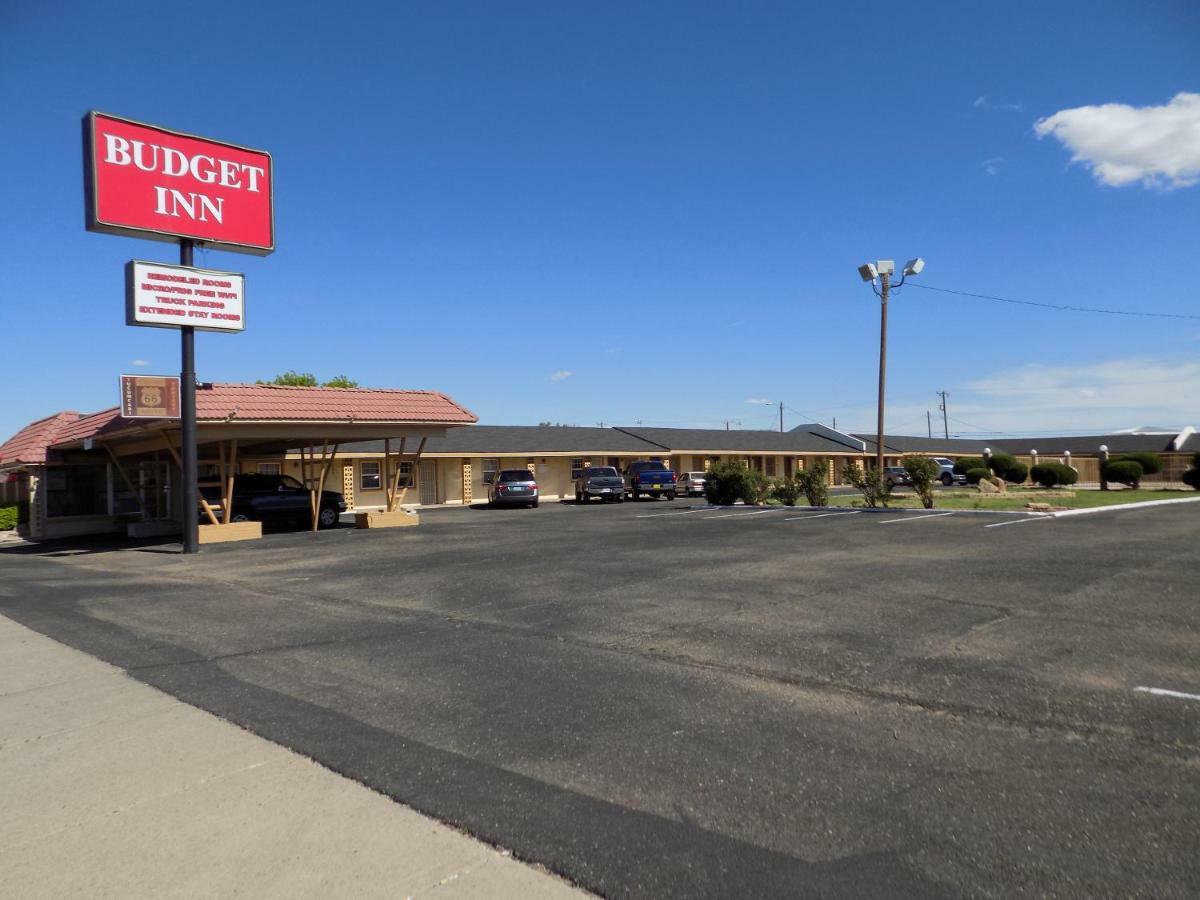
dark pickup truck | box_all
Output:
[624,461,677,501]
[200,473,346,529]
[575,466,626,504]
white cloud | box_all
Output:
[974,95,1023,112]
[549,370,574,382]
[131,359,150,367]
[745,397,773,406]
[982,157,1003,176]
[1034,92,1200,189]
[836,358,1199,436]
[960,357,1200,432]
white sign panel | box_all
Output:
[125,260,245,332]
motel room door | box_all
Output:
[419,460,437,505]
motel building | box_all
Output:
[3,383,1195,542]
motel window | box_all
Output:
[360,461,381,491]
[388,461,414,488]
[44,464,109,518]
[570,458,589,479]
[765,457,776,477]
[482,458,500,484]
[257,462,281,475]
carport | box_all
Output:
[14,383,476,541]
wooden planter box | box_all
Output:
[355,510,420,529]
[198,521,263,544]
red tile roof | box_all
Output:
[194,383,477,424]
[0,412,81,466]
[0,384,477,462]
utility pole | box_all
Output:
[927,410,932,439]
[779,401,784,433]
[937,391,949,439]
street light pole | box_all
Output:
[875,270,889,474]
[857,257,925,476]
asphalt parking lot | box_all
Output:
[2,500,1197,898]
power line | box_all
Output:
[908,283,1200,321]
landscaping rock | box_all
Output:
[978,478,1000,494]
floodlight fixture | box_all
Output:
[858,262,878,282]
[876,259,895,276]
[903,257,925,276]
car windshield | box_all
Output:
[584,467,618,477]
[498,470,534,482]
[280,475,305,490]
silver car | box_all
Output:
[487,469,539,508]
[678,471,707,497]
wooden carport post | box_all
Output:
[305,440,340,532]
[393,437,426,510]
[162,433,219,526]
[217,439,238,524]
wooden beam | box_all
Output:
[387,436,407,512]
[223,439,238,525]
[394,437,426,508]
[313,442,339,531]
[101,443,147,517]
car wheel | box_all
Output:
[230,512,251,523]
[666,491,676,501]
[617,495,625,503]
[886,479,896,490]
[317,506,339,529]
[531,501,539,508]
[941,473,953,486]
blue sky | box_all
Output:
[3,1,1198,441]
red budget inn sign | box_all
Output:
[83,111,274,254]
[83,110,274,554]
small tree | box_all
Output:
[843,461,890,508]
[954,457,987,476]
[965,467,991,485]
[1102,459,1144,488]
[1030,462,1079,488]
[262,370,318,387]
[795,461,829,507]
[742,467,771,505]
[903,455,939,509]
[322,375,359,388]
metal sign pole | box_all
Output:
[179,239,199,553]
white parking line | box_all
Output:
[783,511,861,521]
[983,516,1049,529]
[1134,686,1200,702]
[704,509,785,520]
[879,512,955,525]
[635,508,716,518]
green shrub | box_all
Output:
[703,460,744,505]
[0,504,16,530]
[988,453,1027,484]
[795,461,829,507]
[1182,468,1200,490]
[903,455,939,509]
[843,461,890,508]
[1113,452,1161,475]
[771,476,802,507]
[703,460,769,505]
[954,456,986,476]
[1030,462,1078,488]
[1103,459,1144,488]
[965,467,990,485]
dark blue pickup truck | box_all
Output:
[624,461,677,501]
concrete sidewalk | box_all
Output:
[0,615,586,899]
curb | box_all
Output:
[1050,495,1200,518]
